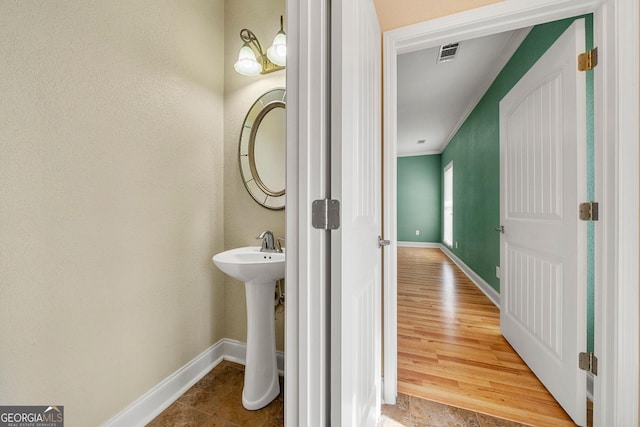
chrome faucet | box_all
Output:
[257,230,277,253]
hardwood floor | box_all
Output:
[397,247,579,427]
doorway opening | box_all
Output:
[392,16,591,423]
[380,1,638,426]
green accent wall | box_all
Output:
[397,155,442,242]
[585,15,595,354]
[440,15,594,351]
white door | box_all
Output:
[330,0,382,425]
[499,19,587,426]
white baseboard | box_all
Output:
[397,241,441,248]
[103,338,285,427]
[223,338,285,376]
[439,245,500,308]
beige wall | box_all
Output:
[0,0,225,425]
[373,0,503,31]
[224,0,286,352]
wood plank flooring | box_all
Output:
[397,247,578,427]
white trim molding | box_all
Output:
[397,241,441,248]
[223,339,285,376]
[397,150,441,157]
[102,339,285,427]
[593,0,639,425]
[439,246,500,308]
[103,340,225,427]
[285,0,331,424]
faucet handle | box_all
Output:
[276,237,285,252]
[256,230,276,252]
[256,230,273,242]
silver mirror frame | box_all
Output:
[238,88,286,210]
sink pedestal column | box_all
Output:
[242,279,280,410]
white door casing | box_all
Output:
[285,0,331,425]
[381,5,640,425]
[331,0,382,425]
[381,0,603,406]
[282,0,640,424]
[284,0,638,423]
[499,19,587,426]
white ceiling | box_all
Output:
[396,28,531,156]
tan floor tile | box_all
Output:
[378,415,411,427]
[410,397,481,427]
[476,412,530,427]
[149,359,566,427]
[381,393,411,426]
[207,388,271,426]
[149,361,283,426]
[146,401,216,427]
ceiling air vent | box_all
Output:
[437,42,459,63]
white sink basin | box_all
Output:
[212,246,285,410]
[212,246,284,283]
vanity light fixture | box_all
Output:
[234,16,286,77]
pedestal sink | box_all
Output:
[212,246,284,410]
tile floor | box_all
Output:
[147,360,283,427]
[380,393,531,427]
[148,360,543,427]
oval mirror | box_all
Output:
[239,88,286,210]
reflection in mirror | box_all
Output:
[239,88,286,210]
[252,105,285,195]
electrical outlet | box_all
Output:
[496,266,501,279]
[455,241,458,249]
[415,230,420,236]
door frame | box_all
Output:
[329,0,383,425]
[382,1,638,426]
[285,0,331,426]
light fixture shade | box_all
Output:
[267,31,287,66]
[234,44,262,76]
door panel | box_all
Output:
[499,19,587,426]
[506,75,563,220]
[331,0,382,425]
